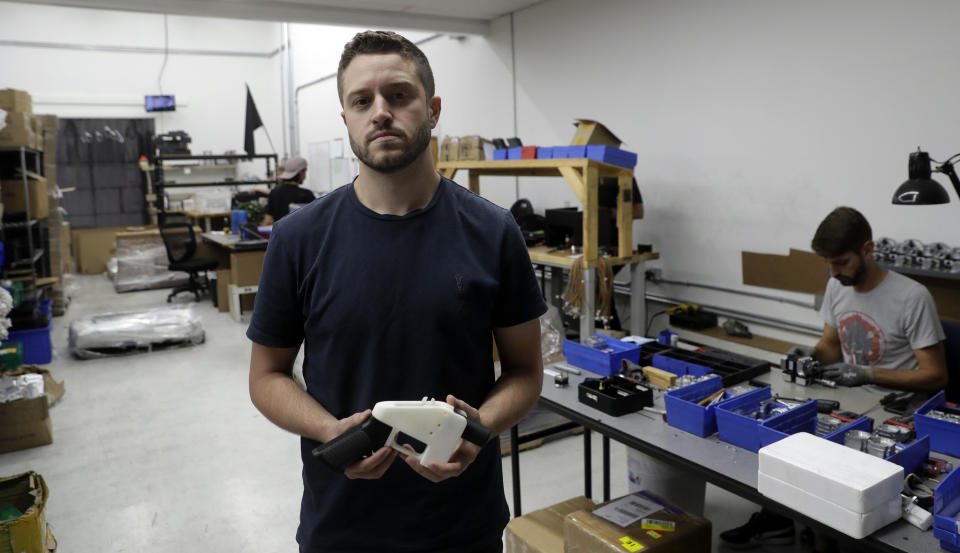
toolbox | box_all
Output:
[934,465,960,552]
[637,342,769,387]
[914,390,960,457]
[578,375,653,416]
[664,376,732,437]
[563,335,641,376]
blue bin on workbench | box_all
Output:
[664,376,728,437]
[562,335,641,376]
[914,391,960,457]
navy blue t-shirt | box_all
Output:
[246,177,547,553]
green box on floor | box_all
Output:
[0,342,23,372]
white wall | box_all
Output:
[0,1,284,159]
[507,0,960,330]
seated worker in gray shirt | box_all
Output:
[720,206,948,551]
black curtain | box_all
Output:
[58,118,154,228]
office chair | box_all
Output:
[943,320,960,403]
[159,222,218,302]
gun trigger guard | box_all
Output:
[386,427,420,460]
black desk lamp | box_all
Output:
[892,149,960,204]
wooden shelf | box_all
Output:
[527,246,659,268]
[437,158,633,178]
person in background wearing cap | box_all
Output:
[261,156,315,225]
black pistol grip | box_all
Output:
[311,417,392,472]
[461,417,491,446]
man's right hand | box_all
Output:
[328,410,398,480]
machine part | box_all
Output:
[844,430,872,452]
[722,318,753,338]
[901,494,934,530]
[554,373,569,388]
[312,398,490,471]
[922,457,954,478]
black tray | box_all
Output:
[637,343,770,387]
[578,375,654,416]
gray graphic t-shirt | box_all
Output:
[819,270,944,371]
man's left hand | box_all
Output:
[401,395,484,483]
[821,362,874,387]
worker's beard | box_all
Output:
[350,119,432,174]
[835,254,867,287]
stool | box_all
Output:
[228,284,258,322]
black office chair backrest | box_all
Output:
[159,212,189,226]
[943,320,960,403]
[159,222,197,264]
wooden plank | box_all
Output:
[468,171,479,195]
[617,173,632,257]
[436,158,629,178]
[687,325,796,354]
[582,165,599,266]
[439,167,457,180]
[35,277,58,287]
[527,246,658,268]
[558,166,586,205]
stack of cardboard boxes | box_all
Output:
[0,90,72,315]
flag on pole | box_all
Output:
[244,84,263,155]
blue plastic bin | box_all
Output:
[492,149,508,160]
[823,417,929,476]
[756,400,818,449]
[716,387,814,452]
[564,145,587,158]
[651,352,713,377]
[823,416,872,444]
[664,377,729,437]
[7,316,52,365]
[586,145,638,168]
[914,390,960,456]
[536,147,553,159]
[562,335,641,376]
[934,465,960,552]
[507,147,523,160]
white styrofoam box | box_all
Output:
[758,432,903,513]
[758,472,901,539]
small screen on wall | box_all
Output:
[145,95,176,112]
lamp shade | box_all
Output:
[892,150,951,204]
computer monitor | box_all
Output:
[145,94,176,112]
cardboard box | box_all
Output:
[0,89,33,114]
[458,135,494,161]
[564,491,711,553]
[72,226,127,274]
[0,471,58,553]
[216,268,231,313]
[0,366,65,454]
[230,250,265,287]
[741,248,827,295]
[0,111,37,149]
[1,171,49,218]
[570,119,622,148]
[505,496,596,553]
[440,136,459,162]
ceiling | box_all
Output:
[10,0,545,34]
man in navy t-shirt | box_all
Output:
[247,30,547,553]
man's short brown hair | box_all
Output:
[811,206,873,257]
[337,30,435,106]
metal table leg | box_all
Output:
[510,425,521,516]
[584,428,592,499]
[603,435,611,501]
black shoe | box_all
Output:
[719,511,795,550]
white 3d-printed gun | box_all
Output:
[312,397,491,472]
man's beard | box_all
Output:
[836,254,867,286]
[350,119,432,173]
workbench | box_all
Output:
[508,364,955,553]
[438,159,658,339]
[201,232,268,320]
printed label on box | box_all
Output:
[594,494,663,527]
[619,536,644,551]
[641,518,676,532]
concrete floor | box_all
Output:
[0,274,815,552]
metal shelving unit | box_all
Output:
[153,153,278,218]
[0,146,45,278]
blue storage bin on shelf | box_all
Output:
[7,317,53,365]
[914,390,960,457]
[716,387,802,452]
[664,376,729,437]
[586,145,638,168]
[756,400,818,450]
[536,147,553,159]
[564,145,587,159]
[562,335,641,376]
[492,149,508,160]
[934,465,960,552]
[507,147,523,160]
